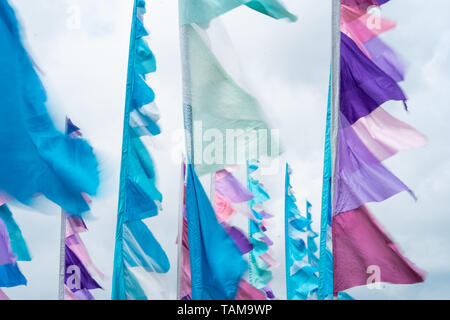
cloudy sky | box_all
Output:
[3,0,450,300]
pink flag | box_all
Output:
[333,206,425,293]
[235,280,266,300]
[341,5,395,55]
[214,193,235,223]
[352,107,427,161]
[0,289,9,300]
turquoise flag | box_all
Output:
[112,0,169,300]
[186,163,247,300]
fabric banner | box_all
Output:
[112,0,169,300]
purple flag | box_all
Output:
[65,245,101,292]
[340,32,406,125]
[363,37,407,83]
[216,170,254,203]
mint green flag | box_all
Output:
[182,24,279,175]
[180,0,297,26]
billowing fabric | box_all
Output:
[363,37,407,83]
[334,115,415,215]
[235,279,266,300]
[112,0,169,300]
[341,4,395,53]
[186,164,247,300]
[63,119,103,300]
[341,0,388,10]
[214,193,235,222]
[352,107,426,161]
[340,32,406,125]
[179,0,296,26]
[247,160,277,297]
[65,245,101,292]
[216,170,254,203]
[0,288,9,300]
[181,23,280,176]
[326,1,425,295]
[225,225,253,254]
[0,205,30,261]
[285,164,319,300]
[0,1,99,215]
[333,206,424,293]
[0,217,26,288]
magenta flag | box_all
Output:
[333,206,424,293]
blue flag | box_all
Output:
[186,164,247,300]
[0,1,99,215]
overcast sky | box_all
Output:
[3,0,450,300]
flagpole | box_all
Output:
[318,0,340,300]
[179,14,194,298]
[330,0,340,209]
[58,118,69,300]
[176,157,185,300]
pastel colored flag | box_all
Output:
[334,116,415,215]
[333,206,424,293]
[0,205,30,262]
[363,37,407,83]
[0,218,26,288]
[341,4,396,52]
[214,193,235,222]
[181,23,281,176]
[185,164,247,300]
[341,0,388,10]
[216,170,254,203]
[235,280,266,300]
[0,288,9,300]
[352,107,427,162]
[179,0,296,26]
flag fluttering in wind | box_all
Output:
[247,160,278,299]
[284,164,320,300]
[319,0,425,298]
[0,1,100,216]
[112,0,169,300]
[181,165,266,300]
[179,0,296,176]
[185,164,247,300]
[0,208,26,290]
[63,119,103,300]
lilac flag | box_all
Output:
[363,37,407,83]
[352,107,427,162]
[216,170,254,203]
[334,115,416,215]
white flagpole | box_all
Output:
[58,118,69,300]
[330,0,341,214]
[178,16,193,299]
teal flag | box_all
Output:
[186,163,247,300]
[112,0,169,300]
